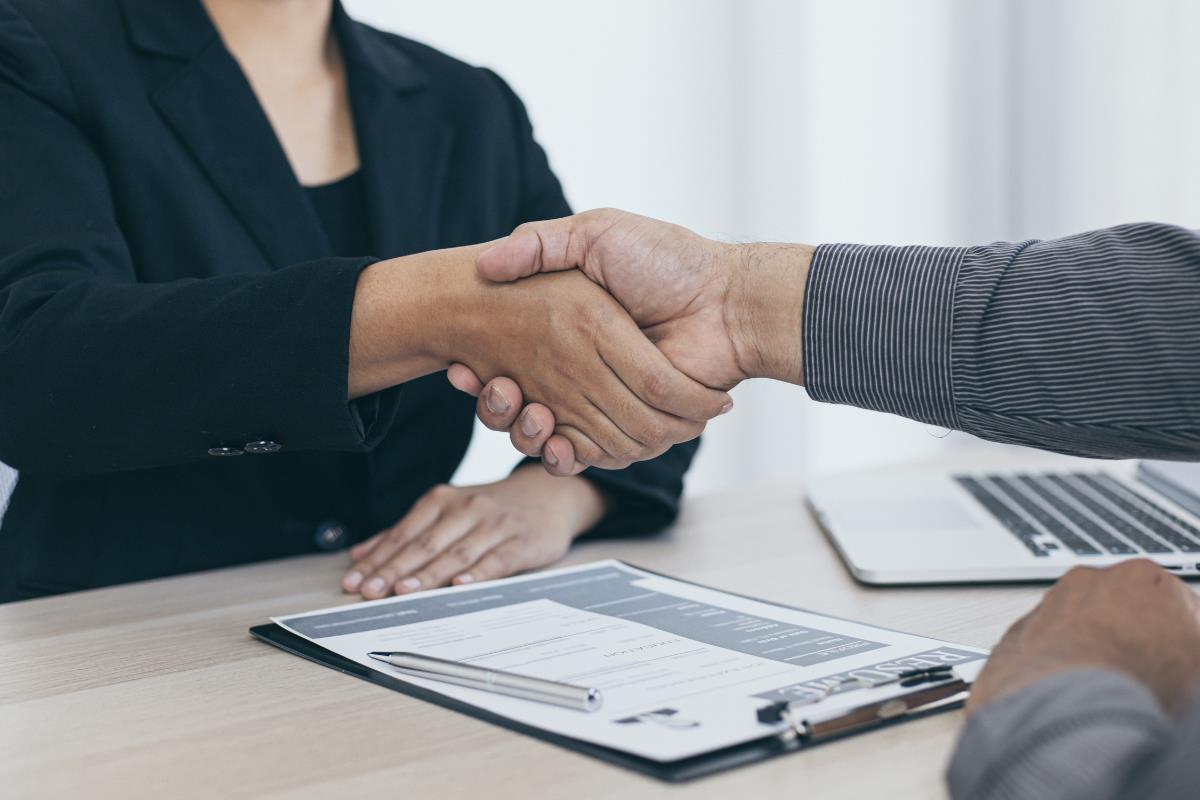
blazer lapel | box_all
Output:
[335,6,454,258]
[124,0,328,267]
[122,0,455,264]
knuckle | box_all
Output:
[410,535,439,559]
[1058,565,1092,585]
[447,543,475,566]
[618,441,644,463]
[634,417,669,447]
[641,369,673,407]
[1117,558,1160,578]
[428,484,456,501]
[573,440,604,467]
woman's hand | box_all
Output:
[340,465,608,599]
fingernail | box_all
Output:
[342,571,363,591]
[455,574,476,585]
[363,577,386,595]
[520,411,542,438]
[719,401,734,415]
[544,446,559,467]
[486,385,510,414]
[399,577,421,593]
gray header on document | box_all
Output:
[284,564,889,670]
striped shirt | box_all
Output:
[804,221,1200,799]
[803,222,1200,459]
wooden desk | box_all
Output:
[0,476,1051,799]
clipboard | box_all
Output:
[250,564,978,783]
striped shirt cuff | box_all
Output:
[803,242,966,429]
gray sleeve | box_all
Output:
[947,670,1174,800]
[802,223,1200,459]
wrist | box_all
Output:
[721,242,812,383]
[347,246,487,399]
[508,464,609,536]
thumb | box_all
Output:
[476,211,607,283]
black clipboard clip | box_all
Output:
[756,666,966,744]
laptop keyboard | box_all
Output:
[954,473,1200,558]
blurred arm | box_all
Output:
[948,670,1196,800]
[804,223,1200,458]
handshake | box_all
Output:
[439,208,814,475]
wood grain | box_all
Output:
[1,462,1073,800]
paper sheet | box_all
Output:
[273,561,986,762]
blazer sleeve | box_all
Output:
[0,7,394,475]
[482,68,701,538]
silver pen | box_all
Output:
[367,651,603,712]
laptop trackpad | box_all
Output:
[835,497,980,532]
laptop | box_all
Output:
[806,459,1200,584]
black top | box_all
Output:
[0,0,697,602]
[305,171,372,257]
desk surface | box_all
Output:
[0,465,1060,799]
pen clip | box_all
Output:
[755,666,962,743]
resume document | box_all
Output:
[274,561,986,762]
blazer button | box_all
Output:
[244,440,283,454]
[207,446,245,457]
[314,520,348,551]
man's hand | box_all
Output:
[445,209,813,474]
[968,560,1200,716]
[341,466,607,598]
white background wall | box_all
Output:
[1,0,1197,518]
[344,0,1200,495]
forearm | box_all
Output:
[0,254,389,474]
[729,222,1200,459]
[348,243,489,400]
[948,670,1175,800]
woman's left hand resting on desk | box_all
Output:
[341,465,607,599]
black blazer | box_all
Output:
[0,0,698,602]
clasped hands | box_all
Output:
[446,208,812,474]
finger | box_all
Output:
[583,338,710,453]
[541,434,579,476]
[509,403,556,457]
[344,494,445,593]
[475,214,590,282]
[475,378,523,432]
[348,531,384,563]
[408,525,516,592]
[557,395,644,468]
[446,363,484,397]
[600,327,732,422]
[454,537,547,585]
[361,509,480,599]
